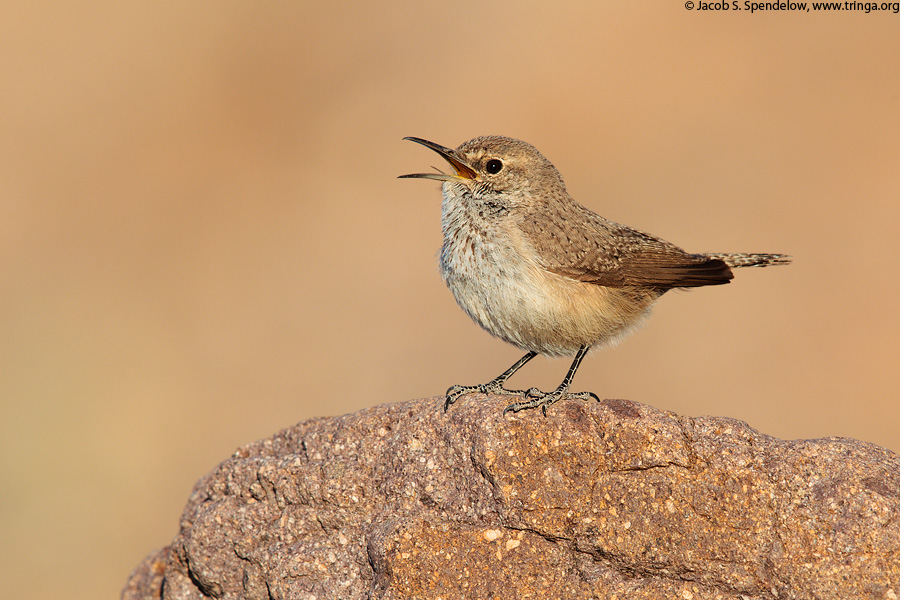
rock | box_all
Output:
[122,395,900,600]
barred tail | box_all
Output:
[704,253,793,268]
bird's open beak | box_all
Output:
[398,137,477,181]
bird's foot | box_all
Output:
[502,387,600,416]
[444,381,533,412]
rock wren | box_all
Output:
[400,136,791,414]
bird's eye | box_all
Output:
[485,159,503,174]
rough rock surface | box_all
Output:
[123,395,900,599]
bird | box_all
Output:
[400,135,791,414]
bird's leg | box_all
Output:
[503,345,599,415]
[445,351,538,411]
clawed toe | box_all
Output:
[568,391,600,403]
[444,384,478,411]
[502,388,600,415]
[444,382,534,411]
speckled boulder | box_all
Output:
[123,395,900,600]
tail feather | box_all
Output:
[704,253,792,268]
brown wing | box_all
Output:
[518,203,733,290]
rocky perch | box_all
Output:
[123,395,900,599]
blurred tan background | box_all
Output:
[1,1,898,598]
